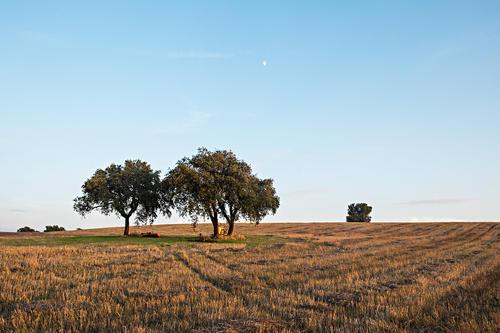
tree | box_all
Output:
[346,203,372,222]
[74,160,169,236]
[220,176,280,236]
[17,226,37,232]
[166,148,279,238]
[44,225,66,232]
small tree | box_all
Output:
[44,225,66,232]
[74,160,169,236]
[166,148,279,238]
[17,226,37,232]
[346,203,372,222]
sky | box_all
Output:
[1,1,499,231]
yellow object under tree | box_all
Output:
[218,225,225,236]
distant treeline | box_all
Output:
[17,225,66,233]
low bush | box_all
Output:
[17,226,37,232]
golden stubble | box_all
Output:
[0,222,498,332]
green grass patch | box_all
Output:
[0,235,288,247]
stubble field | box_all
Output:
[0,222,498,332]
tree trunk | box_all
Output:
[124,216,130,236]
[211,216,219,238]
[227,220,235,236]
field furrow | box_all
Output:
[0,223,498,333]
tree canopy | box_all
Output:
[166,148,279,237]
[73,160,169,235]
[346,203,372,222]
[44,225,66,232]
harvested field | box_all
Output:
[0,223,498,332]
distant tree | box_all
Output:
[44,225,66,232]
[346,203,372,222]
[166,148,279,238]
[17,226,37,232]
[73,160,170,236]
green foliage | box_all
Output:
[44,225,66,232]
[346,203,372,222]
[17,226,37,232]
[73,160,170,235]
[166,148,280,236]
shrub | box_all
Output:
[17,226,37,232]
[44,225,66,232]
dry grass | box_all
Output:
[0,222,498,332]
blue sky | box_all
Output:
[1,1,499,231]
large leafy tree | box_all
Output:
[74,160,169,235]
[346,203,372,222]
[166,148,279,237]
